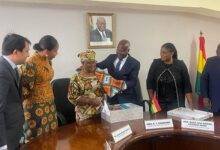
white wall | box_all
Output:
[0,4,220,99]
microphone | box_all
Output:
[156,68,180,108]
[167,69,180,108]
[156,69,168,99]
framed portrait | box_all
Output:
[87,13,116,49]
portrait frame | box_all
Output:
[87,13,116,49]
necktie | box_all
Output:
[14,67,20,84]
[115,59,122,72]
[101,32,107,41]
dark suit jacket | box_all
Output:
[90,28,112,42]
[97,54,140,104]
[0,56,24,150]
[201,56,220,113]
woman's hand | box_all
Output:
[91,97,102,107]
[203,98,211,109]
[76,96,92,106]
[77,96,103,107]
[188,100,194,110]
[185,93,194,110]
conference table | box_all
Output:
[21,112,220,150]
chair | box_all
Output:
[134,78,150,112]
[51,78,75,126]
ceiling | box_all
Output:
[92,0,220,11]
[1,0,220,19]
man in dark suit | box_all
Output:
[97,39,140,104]
[0,34,30,150]
[90,17,112,42]
[201,43,220,115]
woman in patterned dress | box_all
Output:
[20,35,59,141]
[68,50,104,122]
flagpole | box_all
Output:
[196,30,206,109]
[199,30,203,109]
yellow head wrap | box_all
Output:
[78,50,96,62]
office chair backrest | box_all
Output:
[51,78,75,126]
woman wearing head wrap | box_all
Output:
[68,50,104,122]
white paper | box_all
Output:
[145,119,173,130]
[102,101,110,116]
[181,119,214,132]
[111,125,132,143]
[101,103,143,123]
[167,107,213,120]
[0,145,7,150]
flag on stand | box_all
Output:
[195,32,207,109]
[150,93,161,114]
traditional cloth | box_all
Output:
[95,68,126,97]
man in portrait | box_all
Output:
[90,17,112,42]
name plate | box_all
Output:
[145,119,173,130]
[181,119,214,132]
[111,125,132,143]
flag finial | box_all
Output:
[200,30,203,36]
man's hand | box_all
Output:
[204,98,211,108]
[121,82,127,91]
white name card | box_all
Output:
[181,119,214,132]
[145,119,173,130]
[111,125,132,143]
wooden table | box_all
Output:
[21,112,220,150]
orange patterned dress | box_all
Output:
[20,52,58,141]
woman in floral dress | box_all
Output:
[68,50,104,122]
[20,35,59,141]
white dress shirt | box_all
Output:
[98,29,107,41]
[114,55,128,71]
[113,55,129,90]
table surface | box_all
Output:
[21,112,220,150]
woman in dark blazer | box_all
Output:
[146,43,193,111]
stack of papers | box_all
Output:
[167,107,213,120]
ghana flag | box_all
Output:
[150,93,161,114]
[195,33,207,109]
